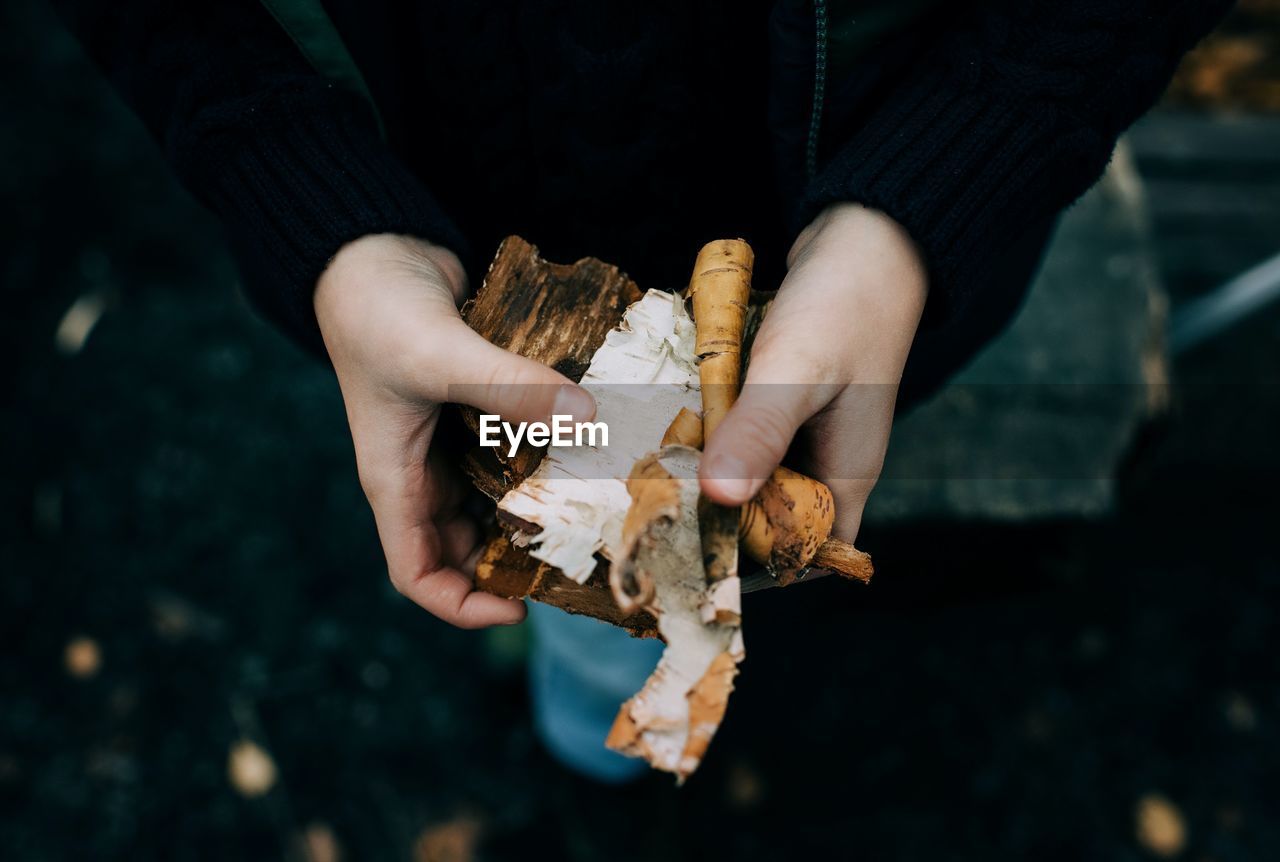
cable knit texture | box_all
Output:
[53,0,1230,354]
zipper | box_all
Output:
[805,0,829,180]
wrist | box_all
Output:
[793,202,926,294]
[787,203,928,382]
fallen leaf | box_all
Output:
[227,739,277,798]
[54,291,109,355]
[64,636,101,679]
[1136,793,1187,858]
[298,822,341,862]
[414,816,482,862]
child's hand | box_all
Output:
[315,234,595,628]
[699,203,927,543]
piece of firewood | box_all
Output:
[460,236,641,494]
[492,287,701,583]
[474,534,657,638]
[457,237,654,631]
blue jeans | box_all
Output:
[527,602,665,783]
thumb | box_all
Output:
[433,322,596,424]
[699,351,837,505]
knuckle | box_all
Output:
[731,402,797,455]
[398,319,472,388]
[452,614,486,631]
[402,331,457,386]
[478,357,516,404]
[482,359,558,420]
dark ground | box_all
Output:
[3,3,1279,860]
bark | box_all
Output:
[474,533,658,638]
[460,236,642,493]
[688,240,752,438]
[462,235,873,606]
[459,238,664,633]
[688,240,753,626]
[491,288,700,583]
[459,235,874,780]
[604,447,744,781]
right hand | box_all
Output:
[315,234,596,629]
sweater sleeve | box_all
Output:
[49,0,468,356]
[804,0,1232,327]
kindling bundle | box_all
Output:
[458,236,872,781]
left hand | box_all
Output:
[698,203,928,543]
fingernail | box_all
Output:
[702,453,762,503]
[552,384,596,422]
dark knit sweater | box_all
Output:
[52,0,1229,360]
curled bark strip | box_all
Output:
[740,466,835,585]
[606,446,743,782]
[679,650,739,772]
[697,498,742,625]
[811,539,874,584]
[494,290,701,584]
[661,407,704,448]
[475,534,658,637]
[689,240,753,620]
[659,407,741,623]
[689,239,752,438]
[608,453,680,614]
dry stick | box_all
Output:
[811,539,874,583]
[688,240,754,624]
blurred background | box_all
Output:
[3,1,1278,860]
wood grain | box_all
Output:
[460,235,642,494]
[460,237,656,632]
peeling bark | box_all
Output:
[604,447,744,782]
[474,533,658,638]
[459,236,874,780]
[688,240,753,626]
[460,236,642,492]
[461,236,872,599]
[493,289,700,583]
